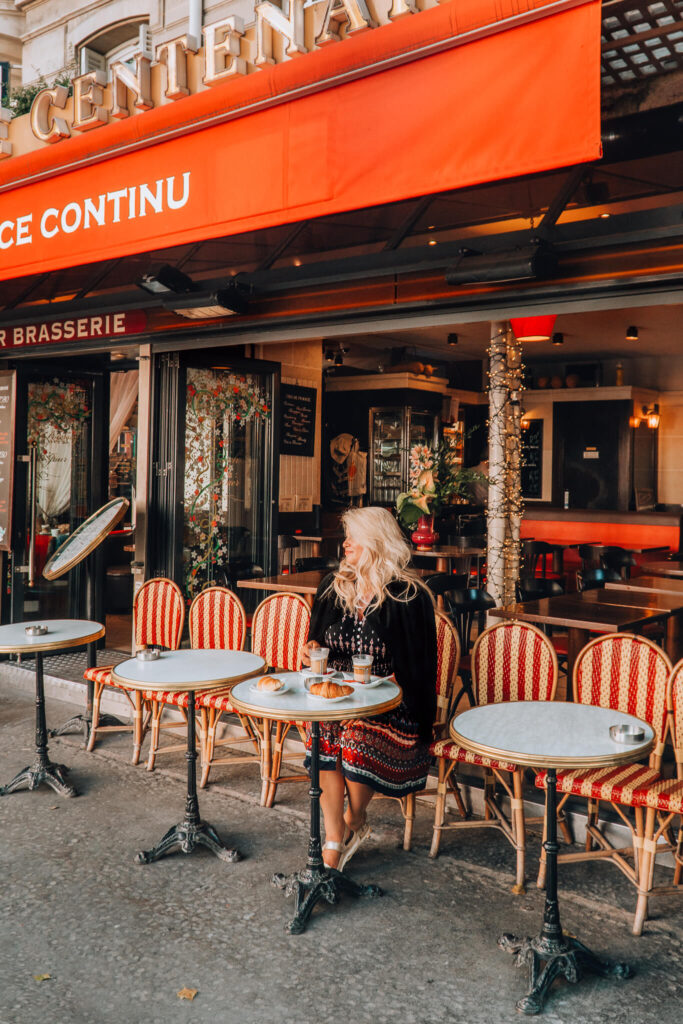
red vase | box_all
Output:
[412,515,438,551]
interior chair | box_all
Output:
[143,587,248,772]
[632,658,683,934]
[449,534,487,587]
[230,592,311,806]
[293,556,339,573]
[424,573,469,610]
[578,544,606,572]
[516,577,564,602]
[601,545,637,579]
[521,540,561,580]
[460,515,487,536]
[446,588,496,707]
[377,610,461,851]
[278,534,299,573]
[576,567,623,592]
[534,633,672,914]
[429,620,559,893]
[84,577,185,763]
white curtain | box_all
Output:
[109,371,139,451]
[37,437,72,519]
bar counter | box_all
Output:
[520,507,681,552]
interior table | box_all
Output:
[411,543,485,575]
[604,574,683,597]
[0,619,105,797]
[489,597,669,691]
[111,649,265,863]
[237,570,326,608]
[583,587,683,660]
[230,672,402,934]
[450,701,654,1015]
[641,561,683,579]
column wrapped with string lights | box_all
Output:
[486,322,523,608]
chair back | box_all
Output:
[573,634,672,768]
[471,620,558,705]
[448,588,496,653]
[516,577,564,602]
[576,567,622,592]
[251,592,311,671]
[188,586,246,651]
[522,540,555,579]
[578,544,605,571]
[425,573,468,597]
[294,556,339,573]
[666,658,683,778]
[601,546,637,579]
[134,577,185,651]
[434,610,461,732]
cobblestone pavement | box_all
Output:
[0,674,681,1024]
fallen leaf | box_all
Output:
[50,806,59,810]
[33,974,51,982]
[177,988,198,1001]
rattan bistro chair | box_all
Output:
[430,620,559,893]
[534,633,672,910]
[143,587,248,773]
[632,659,683,934]
[84,577,185,763]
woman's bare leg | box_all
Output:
[345,778,375,832]
[319,761,346,868]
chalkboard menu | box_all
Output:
[280,384,317,457]
[521,419,543,499]
[43,497,129,580]
[0,371,16,552]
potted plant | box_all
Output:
[395,442,486,550]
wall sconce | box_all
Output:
[447,333,458,346]
[552,332,564,346]
[626,325,639,341]
[646,404,660,429]
[629,414,641,429]
[521,415,530,430]
[631,404,660,429]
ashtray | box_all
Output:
[304,675,324,690]
[136,648,161,662]
[609,723,645,744]
[25,624,48,636]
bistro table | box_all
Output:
[111,649,265,863]
[411,543,486,576]
[582,587,683,660]
[641,561,683,579]
[230,671,402,934]
[450,701,654,1015]
[0,619,105,797]
[605,574,683,597]
[489,596,669,689]
[237,570,325,608]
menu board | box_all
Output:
[0,371,16,552]
[43,497,129,580]
[280,384,317,457]
[521,419,543,499]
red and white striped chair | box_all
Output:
[430,620,559,894]
[629,657,683,934]
[144,587,248,772]
[85,577,185,764]
[534,633,672,905]
[380,610,461,851]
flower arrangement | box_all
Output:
[395,440,486,529]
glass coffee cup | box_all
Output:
[352,654,373,684]
[309,647,330,674]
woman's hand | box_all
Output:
[300,640,320,667]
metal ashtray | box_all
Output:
[25,624,48,637]
[609,723,646,744]
[136,648,161,662]
[304,675,324,691]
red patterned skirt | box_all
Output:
[305,702,431,797]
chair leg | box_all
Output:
[132,690,144,765]
[429,758,450,859]
[633,806,657,936]
[260,719,273,807]
[674,823,683,886]
[146,700,163,771]
[585,798,599,850]
[200,708,219,789]
[86,681,104,752]
[402,793,416,851]
[266,721,287,808]
[511,770,526,895]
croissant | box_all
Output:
[309,679,353,698]
[257,675,284,692]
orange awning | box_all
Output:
[0,0,602,283]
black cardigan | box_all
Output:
[308,574,437,741]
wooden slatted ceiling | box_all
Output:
[602,0,683,84]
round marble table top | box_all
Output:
[0,619,105,654]
[110,649,266,693]
[230,671,402,723]
[450,701,654,770]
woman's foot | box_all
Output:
[322,831,349,869]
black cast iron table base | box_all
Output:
[135,691,240,865]
[1,652,77,798]
[498,768,632,1015]
[272,720,383,934]
[49,646,123,742]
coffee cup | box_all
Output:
[309,647,329,674]
[352,654,373,684]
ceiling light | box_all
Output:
[428,239,437,246]
[324,348,334,361]
[138,264,194,295]
[445,243,557,286]
[510,315,557,342]
[447,333,458,346]
[334,351,344,366]
[552,332,564,346]
[427,225,435,230]
[599,212,611,219]
[626,325,639,341]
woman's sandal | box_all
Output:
[338,822,372,871]
[322,840,344,869]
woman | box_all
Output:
[301,506,437,870]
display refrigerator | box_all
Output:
[368,406,439,506]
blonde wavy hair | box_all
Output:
[327,506,432,616]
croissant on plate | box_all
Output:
[257,675,284,692]
[309,679,353,698]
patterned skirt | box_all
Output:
[305,702,431,798]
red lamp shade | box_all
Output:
[510,315,557,342]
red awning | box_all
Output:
[0,0,602,282]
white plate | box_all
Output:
[306,689,354,704]
[345,673,391,689]
[249,680,289,696]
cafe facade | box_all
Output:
[0,0,682,636]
